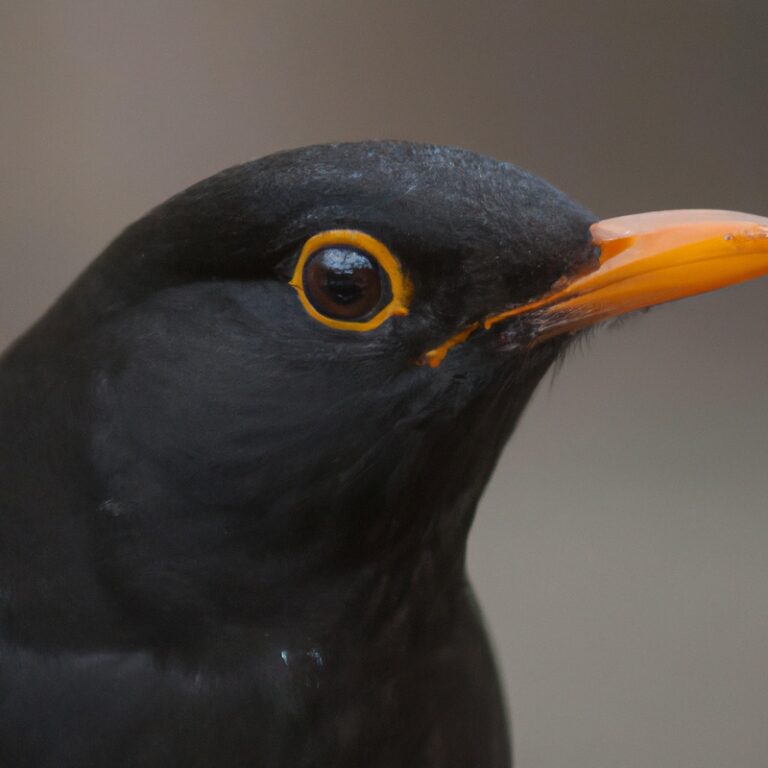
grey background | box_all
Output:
[1,2,766,766]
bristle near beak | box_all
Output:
[423,210,768,367]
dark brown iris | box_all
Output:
[303,247,385,321]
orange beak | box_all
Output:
[423,210,768,367]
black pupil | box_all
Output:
[303,247,385,320]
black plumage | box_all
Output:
[1,142,764,767]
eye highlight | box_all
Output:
[290,230,411,331]
[303,247,384,320]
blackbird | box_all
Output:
[1,142,766,767]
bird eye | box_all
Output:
[290,230,412,331]
[303,247,384,320]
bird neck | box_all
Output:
[0,323,133,649]
[0,309,552,659]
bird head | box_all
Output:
[4,142,767,649]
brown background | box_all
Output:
[1,2,767,766]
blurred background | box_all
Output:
[1,1,766,766]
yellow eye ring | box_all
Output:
[289,230,413,331]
